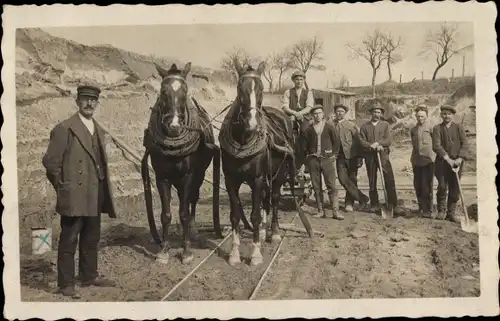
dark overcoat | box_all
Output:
[42,112,117,218]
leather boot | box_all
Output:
[447,202,461,223]
[329,193,344,220]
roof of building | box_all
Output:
[312,87,358,96]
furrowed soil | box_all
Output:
[18,94,479,302]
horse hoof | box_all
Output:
[182,252,194,264]
[156,252,170,265]
[228,254,241,266]
[250,255,263,266]
[271,234,282,243]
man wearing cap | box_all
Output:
[359,102,401,214]
[332,104,370,212]
[42,85,117,298]
[281,70,315,170]
[432,104,469,222]
[410,104,436,218]
[303,104,343,220]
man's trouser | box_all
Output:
[306,156,337,209]
[435,157,463,214]
[412,162,435,213]
[337,154,367,206]
[364,151,398,208]
[57,181,104,289]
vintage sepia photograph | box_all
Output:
[2,3,498,320]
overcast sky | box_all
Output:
[43,22,474,87]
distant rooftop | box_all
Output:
[312,87,358,96]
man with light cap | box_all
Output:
[410,104,436,218]
[332,104,370,212]
[43,84,117,298]
[282,70,315,171]
[432,104,469,223]
[359,101,402,215]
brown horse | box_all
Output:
[141,62,221,265]
[219,60,297,266]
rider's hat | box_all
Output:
[440,104,456,114]
[291,70,306,80]
[368,101,384,113]
[334,104,349,112]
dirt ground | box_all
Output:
[20,187,480,302]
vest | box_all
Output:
[88,130,106,180]
[289,87,308,111]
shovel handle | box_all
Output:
[454,168,471,225]
[376,152,389,201]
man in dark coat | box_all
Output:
[304,104,344,220]
[332,104,370,213]
[42,85,117,298]
[432,104,469,222]
[359,102,402,215]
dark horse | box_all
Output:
[141,62,221,264]
[219,60,297,266]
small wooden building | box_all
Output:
[312,88,358,121]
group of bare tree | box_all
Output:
[220,23,465,97]
[220,36,325,93]
[346,22,463,97]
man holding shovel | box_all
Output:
[304,104,343,220]
[332,104,370,213]
[432,104,469,223]
[359,102,403,216]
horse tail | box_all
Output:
[141,150,162,246]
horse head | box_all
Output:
[234,59,266,134]
[155,62,191,137]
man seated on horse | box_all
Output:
[281,70,315,172]
[303,104,344,220]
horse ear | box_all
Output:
[256,61,266,75]
[234,58,244,76]
[182,62,192,77]
[155,63,169,79]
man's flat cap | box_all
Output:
[415,104,428,112]
[440,104,456,114]
[310,104,324,113]
[291,70,306,80]
[77,85,101,98]
[334,104,349,112]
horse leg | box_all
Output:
[156,179,172,263]
[261,182,271,243]
[270,180,283,243]
[189,182,200,241]
[179,174,195,264]
[249,176,264,266]
[225,175,242,266]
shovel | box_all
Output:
[452,165,478,234]
[376,151,394,219]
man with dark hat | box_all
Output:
[303,104,344,220]
[359,101,402,215]
[332,104,370,212]
[42,84,117,298]
[432,104,469,222]
[282,70,315,171]
[410,104,436,218]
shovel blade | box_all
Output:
[461,219,479,234]
[380,205,393,219]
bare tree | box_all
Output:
[220,47,257,83]
[346,29,387,97]
[261,54,277,93]
[287,36,326,88]
[420,23,460,80]
[381,33,405,81]
[338,75,349,90]
[272,51,293,91]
